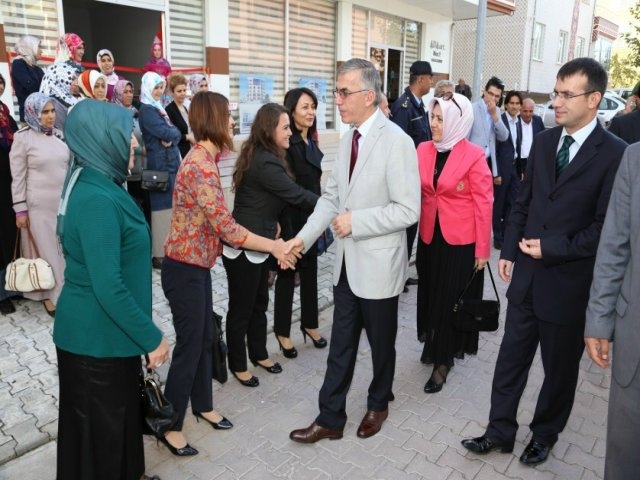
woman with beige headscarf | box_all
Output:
[416,92,493,394]
[11,35,45,123]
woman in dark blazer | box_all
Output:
[416,92,493,394]
[222,103,318,387]
[164,73,193,158]
[273,88,327,357]
[138,71,182,268]
[10,35,44,123]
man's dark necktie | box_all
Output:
[555,135,574,178]
[349,129,361,181]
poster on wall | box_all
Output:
[298,77,328,131]
[238,74,275,134]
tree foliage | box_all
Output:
[623,2,640,68]
[609,52,640,87]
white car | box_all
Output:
[536,92,625,129]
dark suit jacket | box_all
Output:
[608,109,640,145]
[280,131,323,245]
[232,147,318,240]
[165,101,191,158]
[502,122,627,326]
[517,115,545,176]
[496,113,521,179]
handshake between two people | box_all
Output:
[271,211,353,270]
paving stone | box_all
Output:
[4,417,48,456]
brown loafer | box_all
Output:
[289,422,343,443]
[357,408,388,439]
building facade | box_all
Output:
[451,0,595,96]
[1,0,515,131]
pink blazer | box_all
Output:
[417,139,493,258]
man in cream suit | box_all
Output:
[585,142,639,480]
[288,58,420,443]
[467,76,509,180]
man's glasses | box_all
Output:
[440,91,462,117]
[550,90,595,101]
[333,88,371,99]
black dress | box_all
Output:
[0,101,18,303]
[416,150,483,367]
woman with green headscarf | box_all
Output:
[54,99,169,480]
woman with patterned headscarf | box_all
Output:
[416,92,493,394]
[10,35,45,122]
[77,70,108,101]
[143,39,171,78]
[138,72,181,268]
[96,48,123,101]
[10,92,70,317]
[185,73,208,109]
[54,99,168,480]
[0,74,19,315]
[39,62,79,131]
[57,33,85,74]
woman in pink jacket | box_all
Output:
[416,92,493,394]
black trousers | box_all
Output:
[406,223,418,261]
[56,348,144,480]
[222,253,270,371]
[492,167,520,242]
[316,266,398,430]
[486,288,585,447]
[161,257,215,430]
[273,253,318,337]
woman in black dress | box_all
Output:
[416,92,493,393]
[0,73,19,314]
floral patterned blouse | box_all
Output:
[164,144,248,267]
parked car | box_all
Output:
[611,87,633,100]
[536,92,625,129]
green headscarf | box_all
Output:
[57,99,133,239]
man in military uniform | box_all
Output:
[390,60,433,294]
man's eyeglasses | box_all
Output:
[440,91,462,117]
[550,90,595,101]
[333,88,371,99]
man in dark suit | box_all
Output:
[461,57,628,466]
[608,108,640,144]
[390,60,433,291]
[492,91,523,249]
[517,98,545,178]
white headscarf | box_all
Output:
[96,48,119,86]
[140,72,168,116]
[427,92,473,152]
[14,35,40,65]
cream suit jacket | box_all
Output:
[297,110,420,299]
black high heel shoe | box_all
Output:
[232,371,259,387]
[194,411,233,430]
[157,435,198,456]
[300,327,327,349]
[276,335,298,359]
[250,359,283,374]
[424,365,449,394]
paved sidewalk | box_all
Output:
[0,245,609,479]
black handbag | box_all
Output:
[453,264,500,332]
[139,359,177,436]
[316,227,334,255]
[212,310,228,384]
[140,170,169,192]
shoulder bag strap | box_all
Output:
[455,263,500,304]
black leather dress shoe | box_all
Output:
[461,435,513,454]
[520,440,550,466]
[289,422,343,443]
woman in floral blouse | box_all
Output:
[160,91,295,456]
